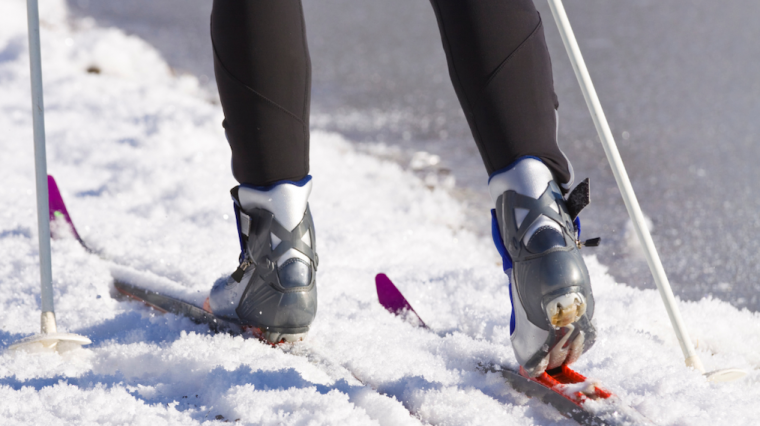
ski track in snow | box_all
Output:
[1,1,760,424]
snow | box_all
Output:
[1,0,759,424]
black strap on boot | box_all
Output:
[497,179,600,260]
[231,205,318,286]
[497,181,576,258]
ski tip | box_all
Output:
[47,174,84,244]
[47,175,65,216]
[375,273,408,313]
[374,273,427,328]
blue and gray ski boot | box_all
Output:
[208,177,318,343]
[490,157,599,377]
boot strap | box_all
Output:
[238,206,319,268]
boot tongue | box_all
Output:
[526,226,566,254]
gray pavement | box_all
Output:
[67,0,760,310]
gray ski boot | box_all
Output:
[490,157,598,376]
[208,177,318,343]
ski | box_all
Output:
[47,175,266,338]
[112,275,298,344]
[48,177,387,395]
[113,279,247,336]
[375,273,654,426]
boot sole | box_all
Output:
[203,297,309,344]
[258,330,309,344]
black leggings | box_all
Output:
[211,0,571,187]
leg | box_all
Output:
[209,0,318,343]
[430,0,595,376]
[429,0,571,186]
[211,0,311,186]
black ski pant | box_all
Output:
[211,0,571,187]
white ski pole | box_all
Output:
[9,0,90,352]
[546,0,744,382]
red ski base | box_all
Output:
[482,363,649,425]
[521,364,612,406]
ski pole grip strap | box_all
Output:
[239,212,251,237]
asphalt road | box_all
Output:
[67,0,760,311]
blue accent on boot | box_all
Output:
[242,175,312,192]
[233,202,245,263]
[487,156,543,185]
[574,216,581,240]
[509,279,516,335]
[491,209,513,272]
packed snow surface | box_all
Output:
[1,1,759,424]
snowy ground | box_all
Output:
[2,1,760,424]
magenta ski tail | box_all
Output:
[375,273,427,328]
[48,175,86,247]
